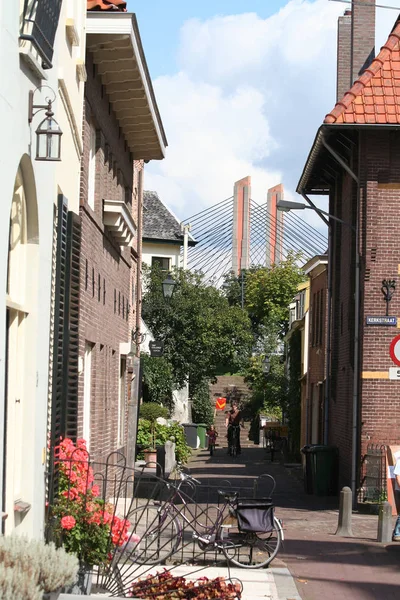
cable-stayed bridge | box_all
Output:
[181,177,327,285]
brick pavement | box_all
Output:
[187,445,400,600]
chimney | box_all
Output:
[350,0,375,85]
[337,10,352,101]
[336,1,376,101]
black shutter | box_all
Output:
[49,196,81,503]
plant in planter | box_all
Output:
[130,569,242,599]
[0,534,78,600]
[139,403,169,464]
[49,438,136,594]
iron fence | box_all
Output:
[358,443,387,503]
[20,0,62,69]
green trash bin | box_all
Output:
[309,445,339,496]
[197,423,208,449]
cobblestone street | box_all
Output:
[187,445,400,600]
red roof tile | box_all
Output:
[324,21,400,124]
[87,0,127,11]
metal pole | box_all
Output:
[241,270,244,309]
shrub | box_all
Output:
[139,402,169,422]
[0,534,79,598]
[137,420,191,464]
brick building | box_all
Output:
[297,2,400,492]
[78,3,167,463]
[303,255,328,446]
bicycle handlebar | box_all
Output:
[180,471,201,485]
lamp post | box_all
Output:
[277,198,360,506]
[262,356,271,377]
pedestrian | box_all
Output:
[392,454,400,541]
[225,403,243,455]
[206,424,218,450]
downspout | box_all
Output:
[320,134,360,507]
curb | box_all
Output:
[270,567,302,600]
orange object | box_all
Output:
[215,397,226,410]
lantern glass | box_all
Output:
[36,115,62,161]
[162,273,176,300]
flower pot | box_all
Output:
[143,449,157,465]
[62,564,92,595]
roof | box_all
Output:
[87,1,127,10]
[325,20,400,124]
[86,13,167,160]
[143,191,196,245]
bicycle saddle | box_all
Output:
[217,490,238,502]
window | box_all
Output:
[83,343,94,450]
[103,278,106,305]
[152,256,171,272]
[88,121,97,210]
[92,267,95,297]
[118,357,127,447]
[98,273,101,302]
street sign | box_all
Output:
[389,367,400,380]
[366,316,397,326]
[389,335,400,367]
[215,397,226,410]
[149,340,164,357]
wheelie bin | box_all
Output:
[302,445,338,496]
[197,423,207,449]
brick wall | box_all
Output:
[78,51,140,462]
[328,128,400,487]
[307,268,328,444]
[351,0,375,84]
[337,10,352,101]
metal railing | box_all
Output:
[20,0,62,69]
[359,443,387,503]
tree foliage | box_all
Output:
[142,266,253,390]
[141,353,174,409]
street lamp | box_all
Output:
[28,88,63,161]
[262,356,271,376]
[162,272,176,300]
[278,197,360,505]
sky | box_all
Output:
[127,0,400,229]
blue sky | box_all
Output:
[127,1,287,78]
[125,1,399,227]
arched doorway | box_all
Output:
[4,160,39,533]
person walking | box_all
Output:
[392,455,400,541]
[225,403,243,455]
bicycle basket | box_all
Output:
[236,498,274,533]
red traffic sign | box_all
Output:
[215,397,226,410]
[389,335,400,367]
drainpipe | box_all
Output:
[320,134,360,507]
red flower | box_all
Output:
[61,515,76,530]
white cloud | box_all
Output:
[145,0,399,238]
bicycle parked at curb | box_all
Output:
[119,468,284,570]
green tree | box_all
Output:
[141,353,174,409]
[244,254,304,335]
[142,266,253,391]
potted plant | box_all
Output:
[139,403,169,465]
[0,534,79,600]
[49,438,137,594]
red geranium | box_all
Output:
[61,515,76,530]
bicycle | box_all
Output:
[119,470,283,570]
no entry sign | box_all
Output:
[389,335,400,367]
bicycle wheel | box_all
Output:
[220,515,281,568]
[126,504,181,565]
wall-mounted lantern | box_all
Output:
[28,88,62,161]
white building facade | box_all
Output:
[0,0,86,537]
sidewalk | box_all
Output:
[187,446,400,600]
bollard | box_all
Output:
[377,501,392,543]
[335,486,354,537]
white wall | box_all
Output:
[142,241,181,270]
[0,2,85,538]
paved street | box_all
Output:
[186,445,400,600]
